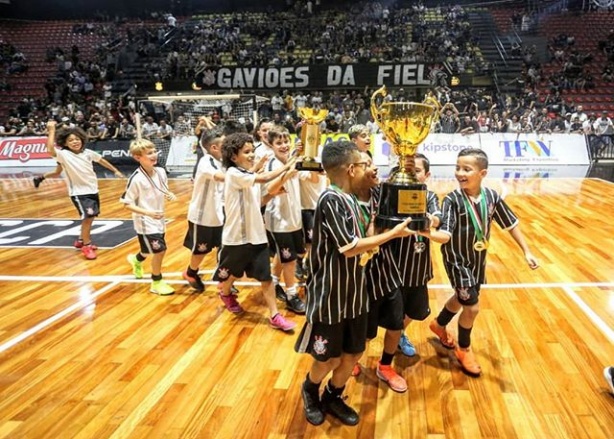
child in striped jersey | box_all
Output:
[295,140,414,426]
[394,153,442,358]
[418,148,538,376]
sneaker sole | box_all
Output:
[269,322,296,332]
[376,368,408,393]
[183,276,205,291]
[149,289,175,296]
[455,354,482,377]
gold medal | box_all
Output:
[473,240,489,251]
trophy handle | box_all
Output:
[370,85,388,125]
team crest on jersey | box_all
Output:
[151,239,161,250]
[217,267,230,280]
[198,242,208,252]
[457,287,470,301]
[313,336,329,355]
[281,247,292,260]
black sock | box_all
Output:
[39,176,46,181]
[325,381,344,397]
[136,253,146,262]
[304,373,320,393]
[152,274,162,282]
[458,325,473,349]
[380,352,395,366]
[436,307,457,327]
[187,266,199,277]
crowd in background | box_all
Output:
[0,1,613,142]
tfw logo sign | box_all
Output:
[0,137,50,163]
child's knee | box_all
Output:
[462,303,480,318]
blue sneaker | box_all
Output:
[398,332,416,357]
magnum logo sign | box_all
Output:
[183,63,445,91]
[0,137,49,162]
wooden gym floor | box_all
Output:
[0,173,613,439]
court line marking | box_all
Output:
[0,281,120,354]
[1,274,613,289]
[562,286,614,343]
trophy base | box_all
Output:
[376,181,429,231]
[295,160,323,172]
[375,214,430,231]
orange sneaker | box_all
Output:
[455,347,482,376]
[351,363,361,377]
[376,362,408,393]
[429,320,455,349]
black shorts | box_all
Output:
[301,209,315,244]
[455,284,481,306]
[272,230,306,263]
[366,288,405,339]
[71,193,100,219]
[137,233,167,254]
[294,313,368,361]
[266,230,276,257]
[183,221,222,255]
[401,285,431,321]
[213,243,272,282]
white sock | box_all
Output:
[272,275,280,286]
[286,286,297,298]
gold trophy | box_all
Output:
[371,86,438,231]
[296,107,328,172]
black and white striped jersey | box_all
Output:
[438,187,518,288]
[394,190,442,287]
[305,188,369,325]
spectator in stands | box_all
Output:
[459,115,479,135]
[173,115,191,136]
[157,119,174,141]
[439,103,460,134]
[572,105,588,123]
[119,117,136,139]
[104,116,119,140]
[16,119,43,136]
[142,115,159,140]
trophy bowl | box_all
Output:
[296,107,328,172]
[371,86,438,230]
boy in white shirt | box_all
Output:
[44,120,124,260]
[182,127,226,291]
[264,127,319,314]
[122,139,176,296]
[213,133,297,331]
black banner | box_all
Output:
[150,63,457,92]
[89,140,133,165]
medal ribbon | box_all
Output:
[462,189,488,242]
[140,166,172,197]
